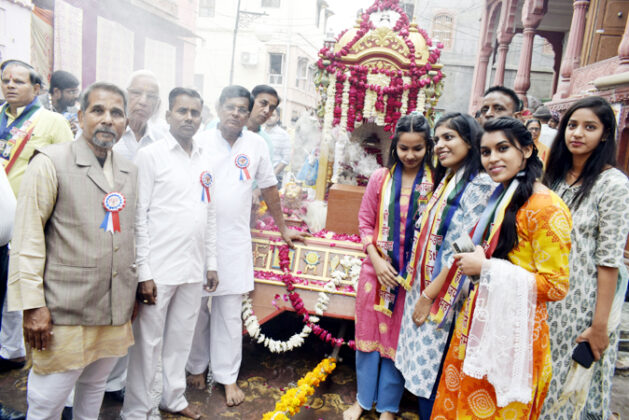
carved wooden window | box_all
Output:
[432,13,454,50]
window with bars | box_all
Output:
[432,13,454,50]
[199,0,215,17]
[296,57,308,89]
[269,53,284,85]
[262,0,280,7]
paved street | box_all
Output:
[1,308,629,419]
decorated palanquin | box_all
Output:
[250,230,362,324]
[247,0,445,356]
[315,0,444,194]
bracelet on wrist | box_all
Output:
[421,291,434,302]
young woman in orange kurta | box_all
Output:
[430,117,571,419]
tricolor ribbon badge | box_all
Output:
[200,170,212,202]
[235,153,251,181]
[100,192,126,233]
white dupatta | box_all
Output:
[462,258,537,407]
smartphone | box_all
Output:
[572,341,595,368]
[452,235,479,283]
[452,235,475,254]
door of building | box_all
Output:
[582,0,629,65]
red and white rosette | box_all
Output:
[235,153,251,180]
[200,170,212,202]
[100,192,126,233]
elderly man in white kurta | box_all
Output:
[105,70,165,403]
[188,85,306,406]
[121,88,217,420]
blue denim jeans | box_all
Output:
[356,350,405,413]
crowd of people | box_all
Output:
[346,86,629,420]
[0,57,628,420]
[0,59,304,419]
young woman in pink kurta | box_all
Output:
[344,114,434,420]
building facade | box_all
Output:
[194,0,330,126]
[20,0,199,101]
[468,0,629,173]
[0,0,32,67]
[405,0,556,113]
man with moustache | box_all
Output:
[0,60,73,378]
[39,70,80,135]
[478,85,522,124]
[7,82,137,418]
[121,88,217,420]
[246,85,280,157]
[188,85,306,406]
[113,70,164,162]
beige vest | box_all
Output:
[39,139,138,325]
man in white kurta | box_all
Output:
[106,70,165,401]
[189,85,306,406]
[121,88,217,420]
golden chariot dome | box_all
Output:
[315,0,445,133]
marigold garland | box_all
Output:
[262,357,337,419]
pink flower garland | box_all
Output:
[277,245,356,350]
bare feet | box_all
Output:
[162,405,201,419]
[187,371,207,391]
[343,401,363,420]
[379,412,395,420]
[224,382,245,406]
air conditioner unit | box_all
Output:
[241,51,259,66]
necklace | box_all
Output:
[566,169,582,187]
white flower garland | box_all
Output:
[362,73,390,123]
[242,295,319,353]
[363,89,376,121]
[315,255,362,315]
[417,89,426,113]
[400,76,411,116]
[323,74,337,132]
[340,76,350,131]
[242,255,363,353]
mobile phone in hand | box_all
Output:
[572,341,594,368]
[452,235,475,254]
[452,235,479,284]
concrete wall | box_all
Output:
[195,0,325,126]
[0,0,32,64]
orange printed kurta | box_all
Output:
[431,190,572,420]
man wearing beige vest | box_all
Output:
[7,82,137,419]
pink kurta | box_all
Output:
[355,167,412,359]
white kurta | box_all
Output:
[197,128,277,296]
[113,121,165,162]
[134,133,217,284]
[123,133,218,418]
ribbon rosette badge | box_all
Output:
[100,192,126,233]
[200,170,212,202]
[234,153,251,181]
